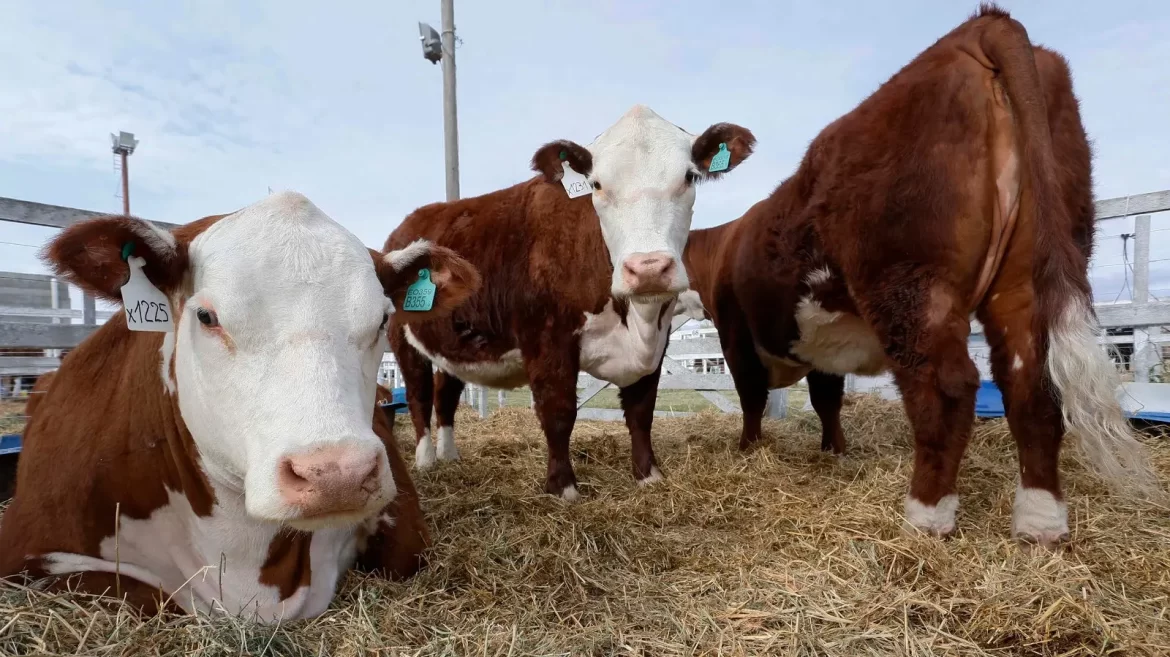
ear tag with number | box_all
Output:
[708,142,731,173]
[560,161,591,199]
[120,256,175,333]
[403,268,437,312]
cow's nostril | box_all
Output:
[279,457,311,492]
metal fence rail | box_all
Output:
[4,190,1170,423]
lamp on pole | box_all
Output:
[418,0,460,202]
[110,131,139,215]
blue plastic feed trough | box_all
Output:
[0,433,20,456]
[379,386,409,415]
[974,380,1006,418]
[975,379,1170,423]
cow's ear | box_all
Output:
[531,139,592,182]
[41,215,188,303]
[373,241,480,323]
[691,123,756,180]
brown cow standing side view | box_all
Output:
[387,105,755,500]
[669,4,1162,548]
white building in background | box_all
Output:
[671,320,727,374]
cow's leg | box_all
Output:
[520,331,581,501]
[978,287,1069,548]
[860,280,979,537]
[432,370,465,462]
[807,370,846,455]
[359,402,432,578]
[721,327,770,450]
[41,571,182,616]
[389,326,436,470]
[619,356,665,485]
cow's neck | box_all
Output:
[681,223,732,309]
[578,294,676,389]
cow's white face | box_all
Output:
[532,105,755,302]
[44,191,479,531]
[173,193,398,529]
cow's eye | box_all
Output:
[591,180,602,191]
[684,170,700,186]
[196,308,219,327]
[379,312,389,330]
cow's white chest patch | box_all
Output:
[790,295,887,376]
[755,346,811,390]
[42,485,361,621]
[403,326,528,389]
[579,299,675,388]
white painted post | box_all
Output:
[48,277,61,359]
[765,388,788,419]
[1132,215,1153,382]
[498,389,505,409]
[477,385,487,417]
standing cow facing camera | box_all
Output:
[0,191,479,620]
[388,104,755,500]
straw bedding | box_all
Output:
[1,396,1167,656]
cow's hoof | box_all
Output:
[636,466,664,487]
[545,475,581,502]
[414,439,436,471]
[903,494,959,537]
[737,437,763,452]
[435,428,460,462]
[1012,487,1069,551]
[1014,530,1070,552]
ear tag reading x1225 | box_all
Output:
[120,256,175,332]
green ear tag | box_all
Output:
[403,268,436,312]
[708,143,731,173]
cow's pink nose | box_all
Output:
[621,252,677,295]
[278,444,381,517]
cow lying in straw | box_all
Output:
[0,191,479,619]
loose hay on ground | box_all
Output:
[1,396,1168,656]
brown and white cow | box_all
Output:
[665,5,1162,548]
[0,191,479,619]
[387,105,755,499]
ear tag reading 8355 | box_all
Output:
[708,142,731,173]
[402,268,437,312]
[120,255,175,332]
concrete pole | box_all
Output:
[440,0,460,201]
[121,151,131,215]
[1132,215,1155,382]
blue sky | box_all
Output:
[2,0,1168,306]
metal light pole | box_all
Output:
[110,131,139,215]
[419,0,460,202]
[440,0,459,201]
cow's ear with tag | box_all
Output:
[372,242,481,324]
[691,123,756,180]
[531,139,593,183]
[41,215,189,304]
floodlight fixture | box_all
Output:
[419,22,442,64]
[110,131,138,155]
